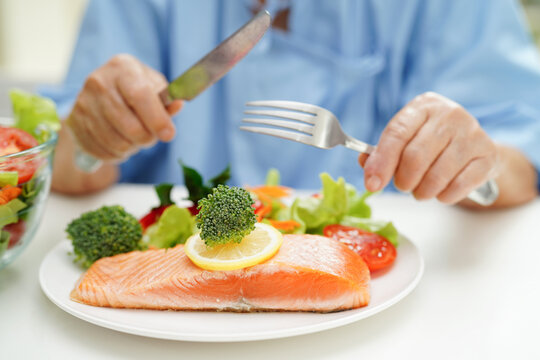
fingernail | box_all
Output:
[367,175,381,191]
[158,127,174,141]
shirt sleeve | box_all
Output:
[40,0,169,117]
[401,0,540,189]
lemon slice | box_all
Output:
[184,223,283,271]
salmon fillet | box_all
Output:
[70,234,370,312]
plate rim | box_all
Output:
[39,236,424,342]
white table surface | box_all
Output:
[1,184,539,359]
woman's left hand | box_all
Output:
[360,92,501,204]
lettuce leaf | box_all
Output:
[286,173,345,233]
[9,89,61,143]
[180,160,230,204]
[320,173,348,220]
[0,172,18,187]
[265,168,280,186]
[274,172,399,245]
[346,184,373,218]
[0,198,27,228]
[143,205,195,248]
[154,183,174,206]
[0,230,9,257]
[288,173,357,233]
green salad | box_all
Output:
[66,159,400,272]
[0,90,61,258]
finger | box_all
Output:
[144,67,184,115]
[436,157,492,204]
[412,141,470,200]
[145,66,169,92]
[81,92,136,158]
[414,127,496,200]
[82,116,125,159]
[66,111,118,161]
[167,100,183,115]
[393,115,453,192]
[363,98,429,192]
[105,87,156,147]
[117,66,176,142]
[82,62,155,148]
[358,153,369,168]
[414,148,471,201]
[145,67,183,115]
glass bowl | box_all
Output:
[0,121,57,270]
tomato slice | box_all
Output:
[0,127,39,184]
[323,224,397,272]
[0,127,38,154]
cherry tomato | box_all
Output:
[187,204,199,216]
[0,127,39,184]
[323,224,397,272]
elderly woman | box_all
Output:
[46,0,540,208]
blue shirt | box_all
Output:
[43,0,540,190]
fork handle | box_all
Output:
[344,137,498,206]
[344,137,375,154]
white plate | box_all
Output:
[39,236,423,342]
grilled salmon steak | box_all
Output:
[71,234,370,312]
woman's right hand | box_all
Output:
[66,54,183,162]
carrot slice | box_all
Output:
[268,219,302,232]
[0,185,21,205]
[249,185,291,199]
[255,204,272,222]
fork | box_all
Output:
[240,100,499,206]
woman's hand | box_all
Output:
[360,92,501,204]
[66,54,183,162]
[52,54,183,195]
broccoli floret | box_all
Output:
[196,185,256,247]
[66,205,143,268]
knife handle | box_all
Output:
[66,119,103,172]
[466,179,499,206]
[74,148,103,173]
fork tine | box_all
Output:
[240,126,313,145]
[243,109,315,124]
[245,100,319,115]
[242,118,314,135]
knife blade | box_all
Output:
[160,10,271,104]
[75,10,271,172]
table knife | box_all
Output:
[75,10,271,172]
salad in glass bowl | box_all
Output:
[0,90,60,270]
